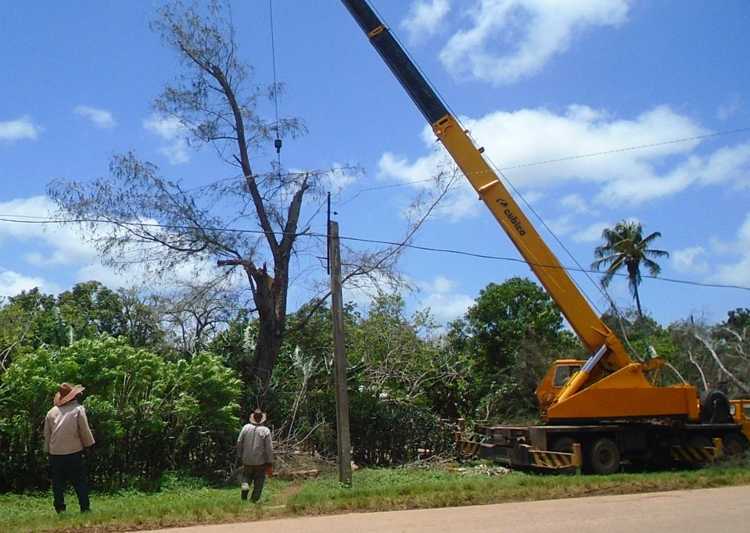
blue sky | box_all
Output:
[1,0,748,327]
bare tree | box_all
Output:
[48,1,326,390]
[151,278,241,356]
[48,1,453,394]
[671,316,750,396]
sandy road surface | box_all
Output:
[141,485,750,533]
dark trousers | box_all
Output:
[49,452,90,512]
[240,465,266,502]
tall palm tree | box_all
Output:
[591,220,669,317]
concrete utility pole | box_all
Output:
[328,219,352,485]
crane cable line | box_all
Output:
[269,0,283,168]
[338,5,748,327]
[0,214,748,293]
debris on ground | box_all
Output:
[450,463,511,476]
[273,450,336,480]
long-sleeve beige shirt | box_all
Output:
[237,423,273,466]
[43,401,95,455]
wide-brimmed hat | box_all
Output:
[249,409,267,425]
[54,383,85,407]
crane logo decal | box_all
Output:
[497,198,526,236]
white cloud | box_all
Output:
[546,214,575,236]
[572,221,609,243]
[439,0,631,85]
[324,164,358,192]
[74,105,116,129]
[417,275,473,323]
[343,270,403,309]
[401,0,451,43]
[0,195,232,294]
[711,213,750,286]
[0,116,41,141]
[560,193,588,214]
[143,114,190,165]
[0,196,98,266]
[521,190,544,204]
[379,104,750,216]
[672,246,708,274]
[0,270,59,297]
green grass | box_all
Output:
[3,464,750,533]
[0,476,291,533]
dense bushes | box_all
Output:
[0,337,240,492]
[2,279,747,493]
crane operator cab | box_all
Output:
[536,360,583,415]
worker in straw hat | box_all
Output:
[43,383,95,513]
[236,408,274,502]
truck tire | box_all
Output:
[589,437,620,475]
[700,390,732,423]
[723,433,749,456]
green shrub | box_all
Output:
[0,337,240,492]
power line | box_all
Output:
[0,214,748,293]
[336,125,750,204]
[500,127,750,171]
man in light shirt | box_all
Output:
[236,409,273,502]
[43,383,95,513]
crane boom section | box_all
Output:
[341,0,631,371]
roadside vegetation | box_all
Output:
[1,278,749,492]
[1,1,749,530]
[3,462,750,533]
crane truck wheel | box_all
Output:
[700,390,732,423]
[589,437,620,475]
[722,433,749,456]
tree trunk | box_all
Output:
[629,263,643,317]
[241,263,290,396]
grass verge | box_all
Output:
[2,463,750,533]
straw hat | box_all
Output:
[249,409,267,425]
[54,383,85,407]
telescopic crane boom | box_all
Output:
[341,0,700,423]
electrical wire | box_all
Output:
[335,125,750,205]
[0,214,748,292]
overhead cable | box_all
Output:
[0,214,747,293]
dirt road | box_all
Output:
[142,485,749,533]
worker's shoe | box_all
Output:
[241,482,250,501]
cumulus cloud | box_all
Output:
[0,196,99,266]
[74,105,116,128]
[572,221,609,243]
[378,104,750,218]
[143,114,190,165]
[0,195,232,293]
[324,164,358,193]
[401,0,451,43]
[439,0,631,85]
[0,116,41,142]
[711,213,750,286]
[672,245,708,274]
[0,270,59,297]
[560,193,589,214]
[417,275,473,323]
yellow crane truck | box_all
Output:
[341,0,750,473]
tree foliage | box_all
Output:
[0,337,240,492]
